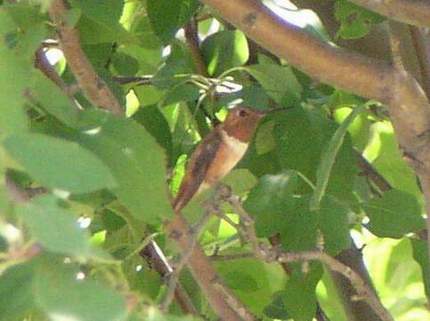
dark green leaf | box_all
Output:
[280,196,318,252]
[364,189,425,238]
[111,52,139,75]
[244,170,298,237]
[281,264,322,321]
[247,55,302,105]
[264,292,290,320]
[310,104,365,210]
[202,30,249,76]
[335,0,384,39]
[4,133,117,194]
[318,197,351,255]
[146,0,199,43]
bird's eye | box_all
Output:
[238,109,248,117]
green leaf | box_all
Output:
[364,190,425,238]
[318,197,351,255]
[215,257,286,316]
[255,120,276,155]
[274,108,357,201]
[281,264,322,321]
[264,292,290,320]
[76,110,173,223]
[410,239,430,298]
[146,0,200,43]
[30,72,80,128]
[280,196,318,252]
[17,195,110,260]
[246,55,302,105]
[310,104,365,210]
[244,170,298,237]
[71,0,134,44]
[132,105,173,164]
[223,168,258,195]
[0,263,35,321]
[202,30,249,76]
[34,264,128,321]
[335,0,384,39]
[4,133,117,194]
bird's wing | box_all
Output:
[173,130,221,211]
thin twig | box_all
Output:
[356,152,392,193]
[48,0,123,115]
[5,171,47,204]
[141,241,199,315]
[209,252,254,261]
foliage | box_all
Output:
[0,1,428,321]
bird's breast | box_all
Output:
[203,130,249,186]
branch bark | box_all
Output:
[349,0,430,28]
[166,214,253,321]
[48,0,123,115]
[200,0,430,288]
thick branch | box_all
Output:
[48,0,123,115]
[349,0,430,28]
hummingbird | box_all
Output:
[172,106,266,212]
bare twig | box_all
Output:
[5,171,47,204]
[356,152,392,193]
[141,241,199,315]
[209,252,254,261]
[112,75,153,86]
[48,0,123,115]
[35,47,67,90]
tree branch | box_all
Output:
[141,241,199,315]
[349,0,430,28]
[200,0,430,292]
[166,213,254,321]
[409,26,430,99]
[184,19,209,77]
[48,0,123,115]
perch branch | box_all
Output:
[48,0,123,115]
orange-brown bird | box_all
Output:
[172,106,265,212]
